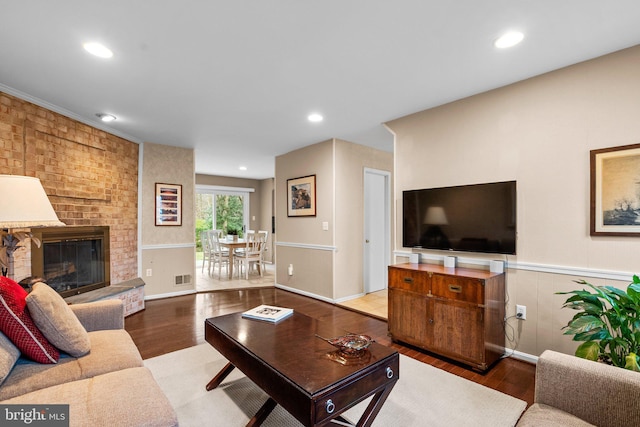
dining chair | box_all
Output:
[234,232,263,279]
[234,230,255,257]
[211,229,228,253]
[201,230,213,274]
[210,231,230,279]
[257,230,269,266]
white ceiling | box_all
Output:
[1,1,639,179]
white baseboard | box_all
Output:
[505,348,539,364]
[275,283,336,304]
[145,289,196,301]
[334,293,366,304]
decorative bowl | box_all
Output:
[316,333,374,355]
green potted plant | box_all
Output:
[226,227,239,241]
[558,275,640,371]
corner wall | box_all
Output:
[140,142,195,298]
[386,45,640,358]
[276,140,335,299]
[275,139,393,301]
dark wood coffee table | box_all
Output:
[204,311,399,427]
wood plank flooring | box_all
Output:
[125,287,535,407]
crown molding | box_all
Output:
[0,83,142,144]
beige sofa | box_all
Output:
[0,299,178,426]
[517,350,640,427]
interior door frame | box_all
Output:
[363,168,391,293]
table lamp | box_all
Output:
[0,175,65,279]
[422,206,450,249]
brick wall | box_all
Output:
[0,92,138,283]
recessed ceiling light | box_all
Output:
[308,113,323,123]
[83,42,113,58]
[239,166,247,171]
[96,113,116,122]
[494,31,524,49]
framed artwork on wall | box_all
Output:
[590,143,640,236]
[287,175,316,217]
[155,183,182,226]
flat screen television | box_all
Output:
[403,181,516,255]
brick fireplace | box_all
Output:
[30,226,110,298]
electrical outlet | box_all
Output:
[146,269,152,277]
[288,264,294,276]
[516,304,526,320]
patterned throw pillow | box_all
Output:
[26,282,91,357]
[0,277,59,364]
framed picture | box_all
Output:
[287,175,316,217]
[155,183,182,226]
[590,143,640,236]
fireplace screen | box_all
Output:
[31,226,110,297]
[42,239,104,294]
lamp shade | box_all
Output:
[0,175,65,228]
[424,206,448,225]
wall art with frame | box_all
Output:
[155,183,182,226]
[287,175,316,217]
[590,143,640,236]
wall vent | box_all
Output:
[174,274,192,286]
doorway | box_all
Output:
[195,186,250,285]
[363,168,391,294]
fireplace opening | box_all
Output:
[31,226,110,298]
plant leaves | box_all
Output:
[575,341,600,361]
[562,276,640,369]
[565,301,604,315]
[629,283,640,304]
[573,328,610,342]
[624,353,640,371]
[562,315,605,335]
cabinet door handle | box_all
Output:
[448,284,462,293]
[403,277,414,284]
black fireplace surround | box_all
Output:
[30,226,110,298]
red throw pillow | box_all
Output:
[0,276,59,364]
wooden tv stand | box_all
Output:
[388,263,505,371]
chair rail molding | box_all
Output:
[276,241,338,251]
[141,243,196,250]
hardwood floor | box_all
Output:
[125,287,535,407]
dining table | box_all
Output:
[218,238,246,279]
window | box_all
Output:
[195,185,252,250]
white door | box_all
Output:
[364,168,390,293]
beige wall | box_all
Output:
[386,45,640,358]
[275,139,393,301]
[276,140,335,299]
[141,142,196,297]
[258,178,275,263]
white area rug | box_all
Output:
[145,344,526,427]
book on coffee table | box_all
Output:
[242,305,294,323]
